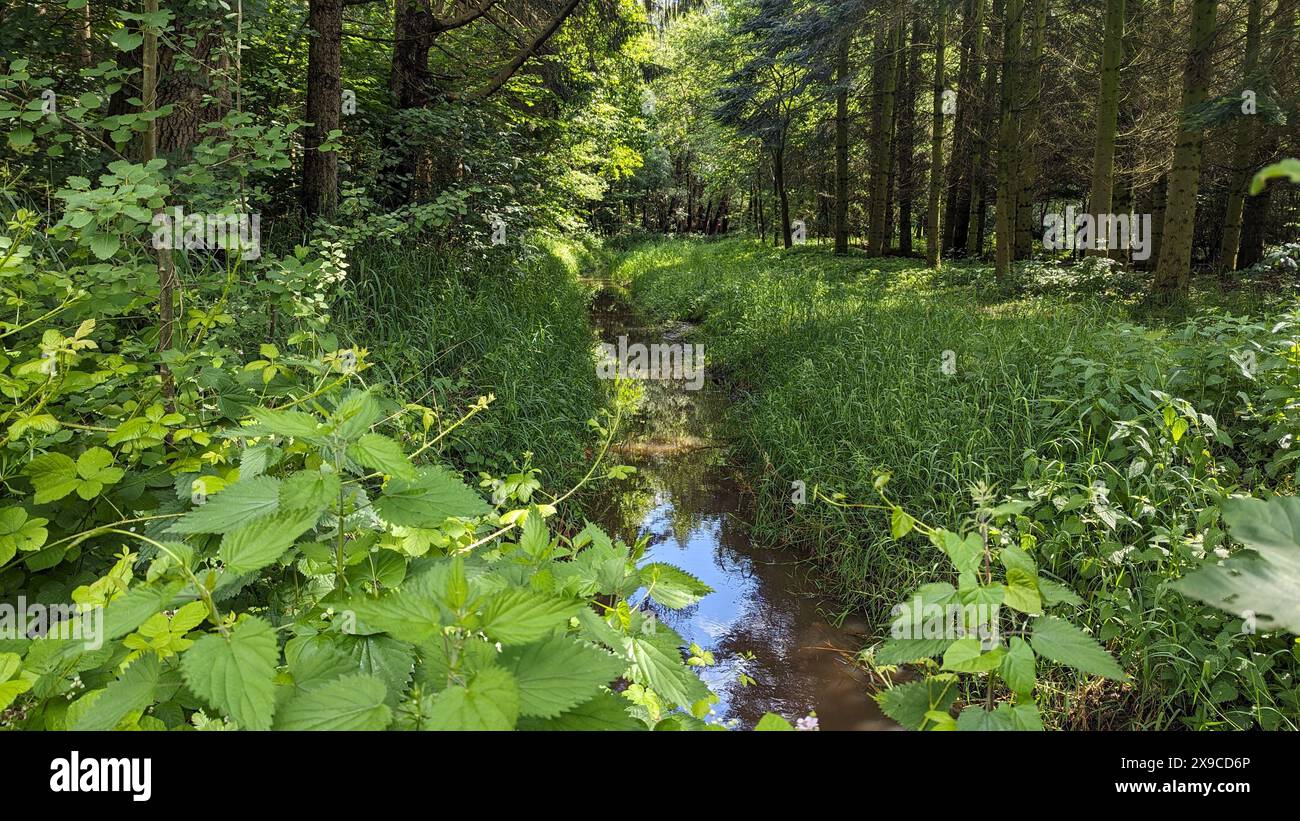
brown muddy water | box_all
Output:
[585,287,896,730]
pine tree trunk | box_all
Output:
[993,0,1024,283]
[967,0,1002,257]
[928,5,947,269]
[1087,0,1126,259]
[868,22,900,255]
[1153,0,1218,297]
[945,0,986,254]
[1217,0,1264,274]
[1013,0,1045,259]
[834,32,851,255]
[899,19,923,257]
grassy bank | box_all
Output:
[615,236,1300,730]
[336,233,606,490]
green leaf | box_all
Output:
[72,654,160,730]
[346,586,442,644]
[248,407,324,440]
[170,476,282,534]
[941,638,1005,673]
[7,126,33,149]
[1038,578,1084,607]
[347,433,416,480]
[501,636,625,718]
[754,712,795,731]
[181,616,279,729]
[332,390,382,440]
[517,690,643,730]
[873,637,952,665]
[622,635,703,707]
[480,589,582,645]
[875,678,959,730]
[275,674,392,730]
[89,233,120,261]
[279,469,341,514]
[932,529,983,576]
[1000,637,1036,698]
[1003,567,1042,614]
[219,507,319,574]
[1029,616,1126,681]
[890,506,916,539]
[638,563,712,609]
[1174,495,1300,634]
[1249,158,1300,194]
[375,466,491,527]
[104,580,184,640]
[426,666,519,730]
[26,452,79,504]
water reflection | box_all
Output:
[587,287,896,730]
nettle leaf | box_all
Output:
[622,635,706,708]
[275,674,392,730]
[517,690,643,730]
[72,654,160,731]
[427,666,519,730]
[219,507,319,574]
[876,678,959,730]
[332,390,383,440]
[639,562,712,609]
[375,466,491,528]
[181,616,279,730]
[249,407,324,441]
[1039,577,1084,607]
[170,475,282,534]
[346,586,443,644]
[501,636,626,718]
[279,469,341,513]
[1174,495,1300,634]
[284,635,355,691]
[480,589,582,645]
[1029,616,1126,681]
[873,637,952,665]
[347,433,415,480]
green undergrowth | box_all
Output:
[614,236,1300,730]
[335,233,606,491]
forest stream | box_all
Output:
[586,287,897,730]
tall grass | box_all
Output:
[334,233,604,488]
[615,238,1121,617]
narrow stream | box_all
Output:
[586,287,896,730]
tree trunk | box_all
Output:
[1153,0,1218,297]
[928,5,946,269]
[868,21,900,256]
[1013,0,1045,260]
[303,0,343,219]
[1087,0,1126,258]
[1216,0,1264,273]
[834,32,851,254]
[899,20,921,256]
[967,0,1002,257]
[945,0,986,254]
[775,143,792,248]
[993,0,1024,283]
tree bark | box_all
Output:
[303,0,343,219]
[928,5,947,269]
[1153,0,1218,297]
[993,0,1024,283]
[834,31,851,254]
[1216,0,1264,273]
